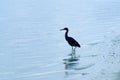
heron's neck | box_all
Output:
[65,30,68,39]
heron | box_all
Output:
[60,27,81,58]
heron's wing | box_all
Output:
[67,37,80,47]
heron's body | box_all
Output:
[64,28,80,48]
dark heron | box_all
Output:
[60,27,81,58]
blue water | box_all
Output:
[0,0,120,80]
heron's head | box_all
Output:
[60,27,68,31]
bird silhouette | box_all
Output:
[60,27,81,58]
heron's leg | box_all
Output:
[68,47,73,58]
[72,47,74,54]
[73,47,76,58]
[71,47,74,58]
[69,47,74,59]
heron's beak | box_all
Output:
[60,28,64,31]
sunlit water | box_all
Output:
[0,0,120,80]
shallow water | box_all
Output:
[0,0,120,80]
